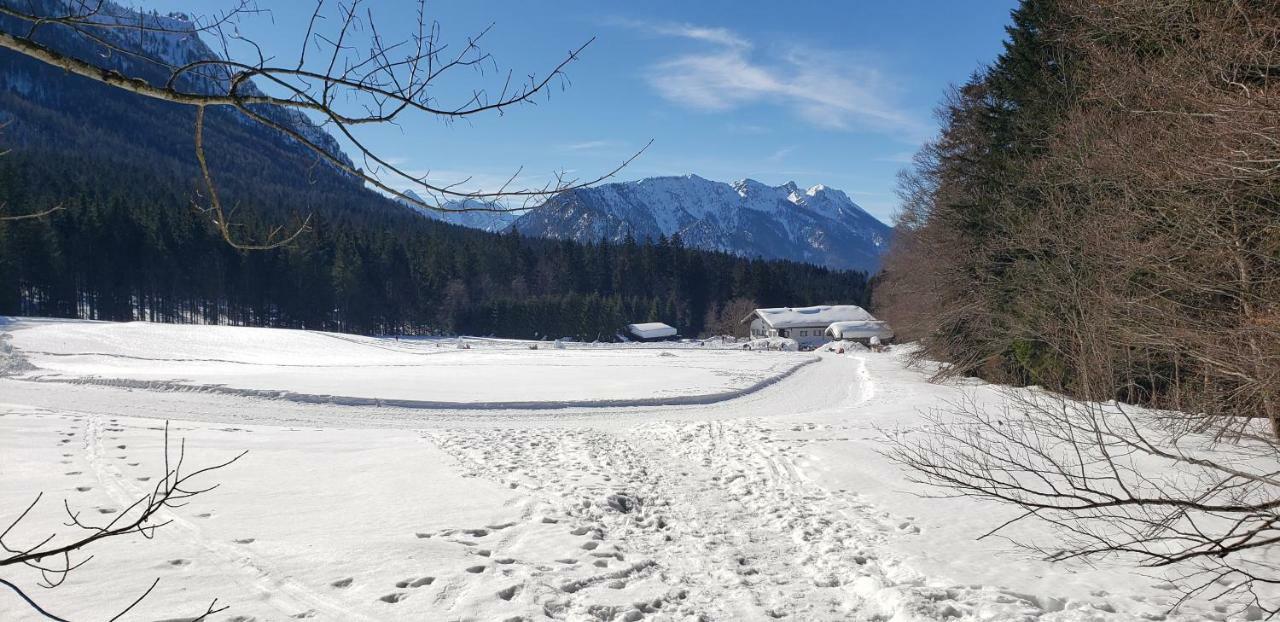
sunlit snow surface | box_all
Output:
[0,318,1258,621]
[6,319,809,406]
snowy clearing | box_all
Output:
[3,318,811,408]
[0,319,1258,621]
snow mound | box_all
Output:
[744,337,799,352]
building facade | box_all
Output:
[743,305,879,349]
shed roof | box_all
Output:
[626,322,677,339]
[826,320,893,339]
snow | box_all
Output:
[513,175,892,272]
[826,319,894,340]
[625,322,677,340]
[0,318,1258,621]
[3,319,807,407]
[754,304,876,329]
[396,190,520,232]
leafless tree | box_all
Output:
[0,0,646,246]
[878,0,1280,615]
[0,422,244,621]
[888,391,1280,616]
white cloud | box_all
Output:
[631,21,926,140]
[767,145,796,162]
[649,23,750,50]
[558,140,619,152]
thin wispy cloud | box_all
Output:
[625,20,926,140]
[767,146,796,163]
[558,140,619,152]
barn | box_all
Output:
[742,305,879,349]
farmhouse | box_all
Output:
[743,305,879,349]
[825,320,894,345]
[624,322,678,342]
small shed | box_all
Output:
[625,322,678,342]
[825,320,894,344]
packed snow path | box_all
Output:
[0,323,1240,621]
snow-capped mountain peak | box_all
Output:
[394,190,520,232]
[513,176,891,272]
[0,0,354,171]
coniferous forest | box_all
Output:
[0,33,868,340]
[0,145,866,338]
[875,0,1279,426]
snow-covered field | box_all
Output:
[0,318,1254,621]
[5,319,810,407]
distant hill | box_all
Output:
[396,190,520,232]
[512,175,891,273]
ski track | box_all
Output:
[15,352,817,412]
[3,343,1180,621]
[76,414,372,621]
[410,354,1050,621]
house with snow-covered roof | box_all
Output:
[741,305,878,349]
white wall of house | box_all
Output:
[773,325,831,348]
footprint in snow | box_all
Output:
[234,538,256,544]
[394,577,434,588]
[330,578,353,588]
[378,593,408,604]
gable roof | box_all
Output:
[745,305,875,329]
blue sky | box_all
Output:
[163,1,1018,223]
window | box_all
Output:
[799,330,808,337]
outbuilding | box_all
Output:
[624,322,678,342]
[825,320,894,345]
[741,305,878,350]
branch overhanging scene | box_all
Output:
[0,0,1276,620]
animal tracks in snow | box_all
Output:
[415,414,950,621]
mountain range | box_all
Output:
[396,191,520,232]
[509,175,891,273]
[4,0,890,274]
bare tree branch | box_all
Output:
[0,0,648,243]
[0,421,242,620]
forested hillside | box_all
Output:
[0,4,869,340]
[875,0,1279,427]
[0,146,866,339]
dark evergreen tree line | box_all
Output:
[876,0,1279,425]
[0,147,867,339]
